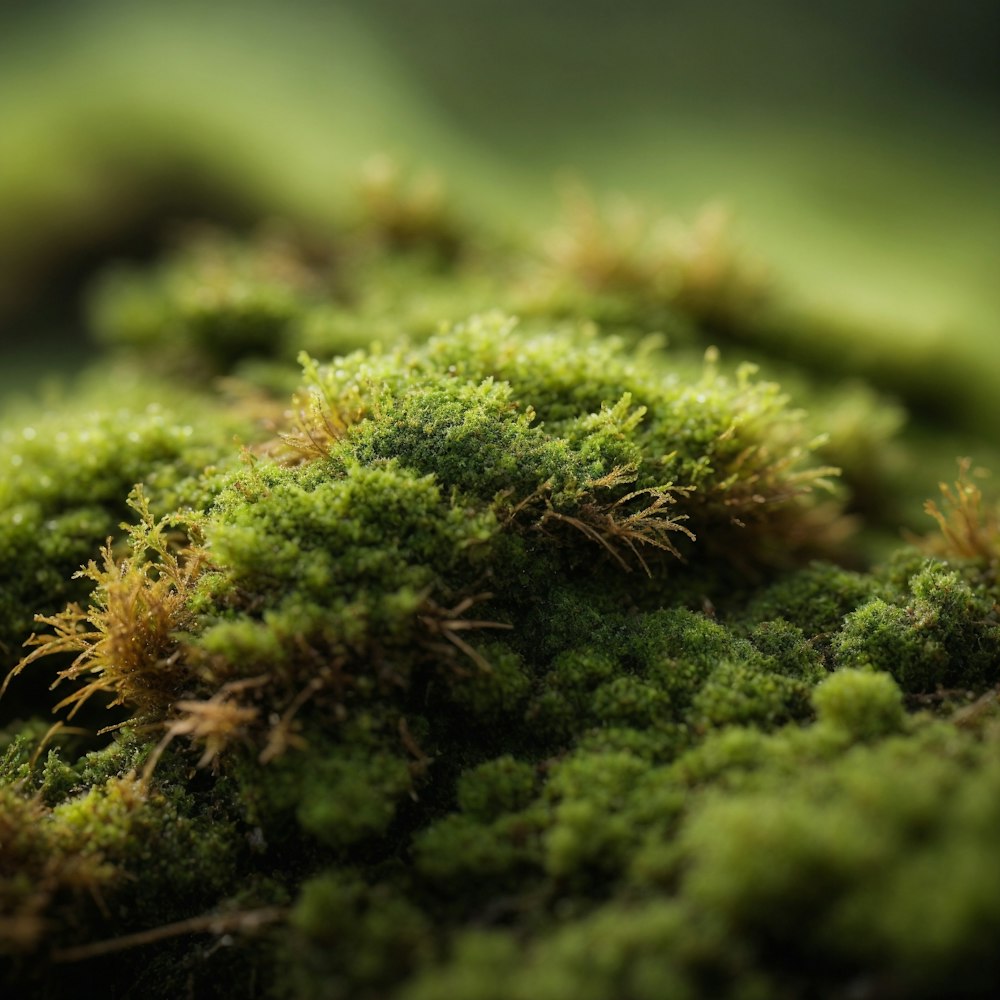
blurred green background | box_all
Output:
[1,0,998,416]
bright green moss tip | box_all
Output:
[3,168,1000,1000]
[813,668,904,739]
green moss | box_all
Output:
[456,756,538,821]
[400,900,760,1000]
[285,872,433,1000]
[436,643,534,721]
[89,230,327,373]
[0,751,238,967]
[628,608,743,703]
[296,750,412,851]
[678,726,1000,995]
[192,457,500,696]
[5,176,1000,1000]
[736,560,888,639]
[0,377,250,672]
[690,661,813,731]
[813,668,905,739]
[746,618,826,682]
[543,749,650,879]
[413,808,546,887]
[833,562,1000,692]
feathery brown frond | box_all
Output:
[923,458,1000,562]
[2,488,206,723]
[508,467,696,576]
[274,353,367,464]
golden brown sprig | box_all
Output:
[2,488,206,724]
[712,438,841,528]
[273,353,368,464]
[141,675,268,780]
[923,458,1000,562]
[277,388,353,463]
[540,487,696,577]
[508,466,696,576]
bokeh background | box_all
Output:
[1,0,998,412]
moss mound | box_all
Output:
[4,173,1000,999]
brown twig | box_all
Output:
[52,907,287,963]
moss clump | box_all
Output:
[0,743,239,968]
[4,172,1000,999]
[812,668,905,739]
[0,377,252,679]
[833,561,1000,692]
[89,230,329,374]
[286,873,433,999]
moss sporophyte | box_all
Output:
[4,173,1000,999]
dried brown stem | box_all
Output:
[52,907,287,963]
